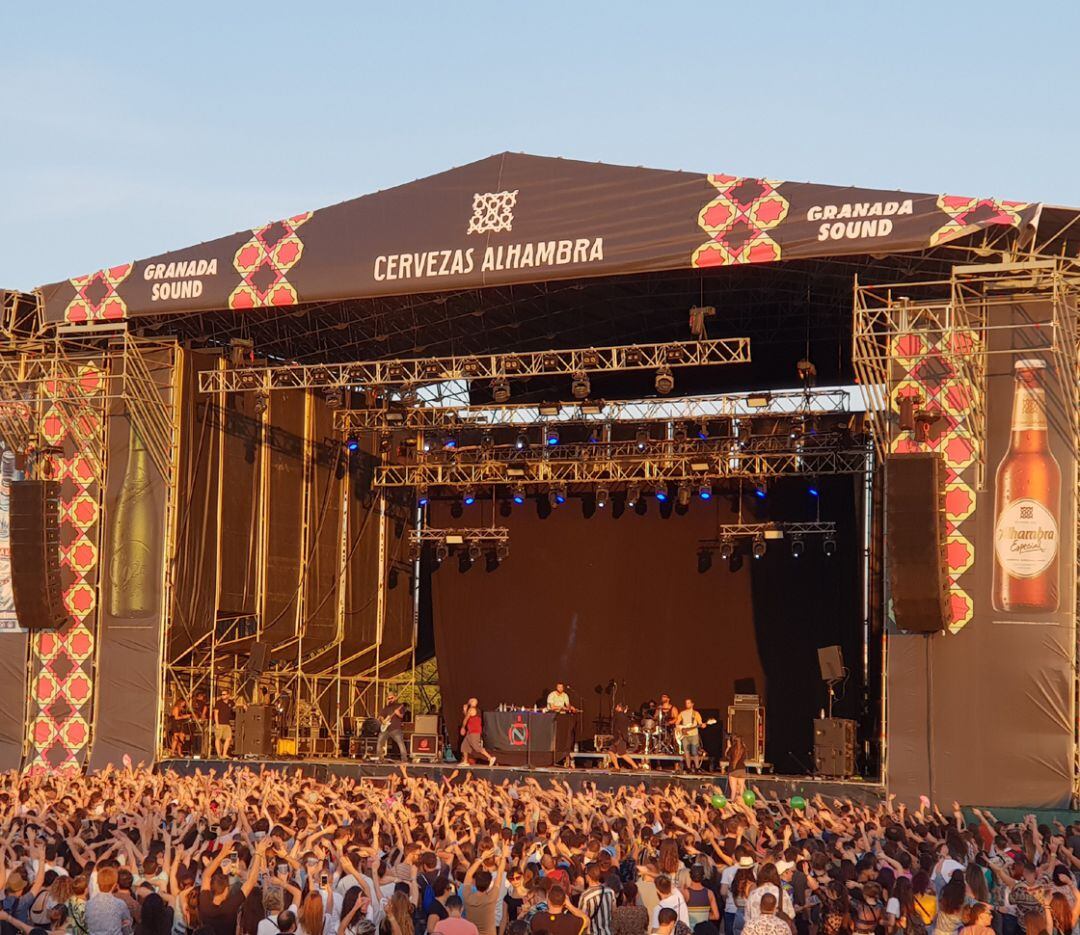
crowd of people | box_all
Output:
[1,764,1078,935]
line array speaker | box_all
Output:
[885,453,948,633]
[10,480,66,630]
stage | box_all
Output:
[156,757,885,805]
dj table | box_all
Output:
[483,710,576,766]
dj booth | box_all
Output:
[483,710,576,766]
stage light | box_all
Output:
[492,378,511,403]
[677,483,691,507]
[571,370,590,399]
[495,541,510,563]
[673,422,688,443]
[462,486,476,506]
[699,482,713,500]
[789,420,802,440]
[467,541,482,564]
[546,426,560,447]
[443,434,458,450]
[325,387,342,410]
[808,485,820,497]
[752,535,766,559]
[754,485,766,499]
[553,483,567,505]
[417,486,429,507]
[588,425,603,444]
[434,541,449,563]
[791,536,805,558]
[719,538,734,561]
[823,535,837,557]
[422,360,442,378]
[512,484,526,505]
[539,402,561,416]
[655,485,669,503]
[580,400,603,415]
[635,427,649,451]
[655,366,675,395]
[481,431,494,452]
[596,485,609,509]
[626,483,641,507]
[421,435,434,453]
[515,432,529,450]
[625,347,644,366]
[254,392,268,416]
[697,548,713,574]
[696,421,709,441]
[346,435,360,453]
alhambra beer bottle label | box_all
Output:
[992,358,1060,613]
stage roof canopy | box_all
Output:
[38,152,1060,327]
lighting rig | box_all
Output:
[697,521,839,564]
[409,527,511,570]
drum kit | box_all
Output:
[627,714,680,755]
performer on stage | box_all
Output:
[168,698,193,756]
[546,682,574,713]
[605,703,637,771]
[213,689,234,758]
[676,698,704,772]
[725,733,748,798]
[658,693,678,727]
[459,702,496,766]
[377,692,409,762]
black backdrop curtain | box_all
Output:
[429,474,864,772]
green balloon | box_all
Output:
[790,795,806,810]
[742,790,756,806]
[711,794,727,809]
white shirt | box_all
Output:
[258,906,298,935]
[650,892,689,928]
[720,865,742,913]
[746,885,794,922]
[546,691,570,711]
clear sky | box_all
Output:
[2,1,1078,291]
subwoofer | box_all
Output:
[10,480,66,629]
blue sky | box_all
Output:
[2,1,1078,291]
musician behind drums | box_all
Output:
[676,698,704,772]
[605,703,638,771]
[658,693,678,728]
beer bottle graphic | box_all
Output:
[992,358,1060,613]
[108,425,159,618]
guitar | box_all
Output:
[675,717,717,738]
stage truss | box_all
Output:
[852,256,1080,802]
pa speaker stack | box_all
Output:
[813,717,857,777]
[885,453,948,633]
[235,705,274,756]
[10,480,66,629]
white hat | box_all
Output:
[775,860,796,876]
[737,856,755,869]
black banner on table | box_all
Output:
[483,710,555,754]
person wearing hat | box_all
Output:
[1,846,47,934]
[720,850,756,935]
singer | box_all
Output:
[545,681,573,712]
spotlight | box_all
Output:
[481,431,495,452]
[677,483,691,507]
[434,541,449,563]
[467,541,482,564]
[515,432,529,451]
[697,548,713,574]
[752,536,766,559]
[545,426,560,447]
[789,420,802,440]
[655,366,675,395]
[495,541,510,563]
[377,432,391,454]
[808,484,819,498]
[254,392,268,416]
[626,483,641,507]
[698,482,713,501]
[625,347,644,366]
[635,427,649,451]
[553,483,567,505]
[791,536,805,559]
[492,378,511,403]
[462,486,476,506]
[512,484,526,505]
[823,535,837,557]
[571,370,590,399]
[796,358,817,385]
[346,435,360,454]
[754,485,766,499]
[596,486,609,509]
[443,434,458,450]
[325,387,342,410]
[719,538,734,561]
[655,485,669,503]
[588,425,603,444]
[417,486,429,507]
[421,435,434,453]
[696,421,709,441]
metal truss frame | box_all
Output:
[335,386,853,433]
[700,520,838,542]
[410,527,510,544]
[196,337,752,394]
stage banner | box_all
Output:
[89,348,174,769]
[888,297,1076,807]
[482,710,556,754]
[37,154,1041,323]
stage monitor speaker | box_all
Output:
[727,704,765,761]
[10,480,66,630]
[885,453,948,633]
[410,733,438,760]
[414,714,440,735]
[235,705,274,756]
[817,645,844,681]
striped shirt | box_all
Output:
[579,886,615,935]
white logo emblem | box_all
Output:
[468,190,518,235]
[995,497,1058,578]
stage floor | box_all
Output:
[157,757,885,804]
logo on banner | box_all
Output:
[994,498,1058,578]
[468,190,518,235]
[508,715,529,747]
